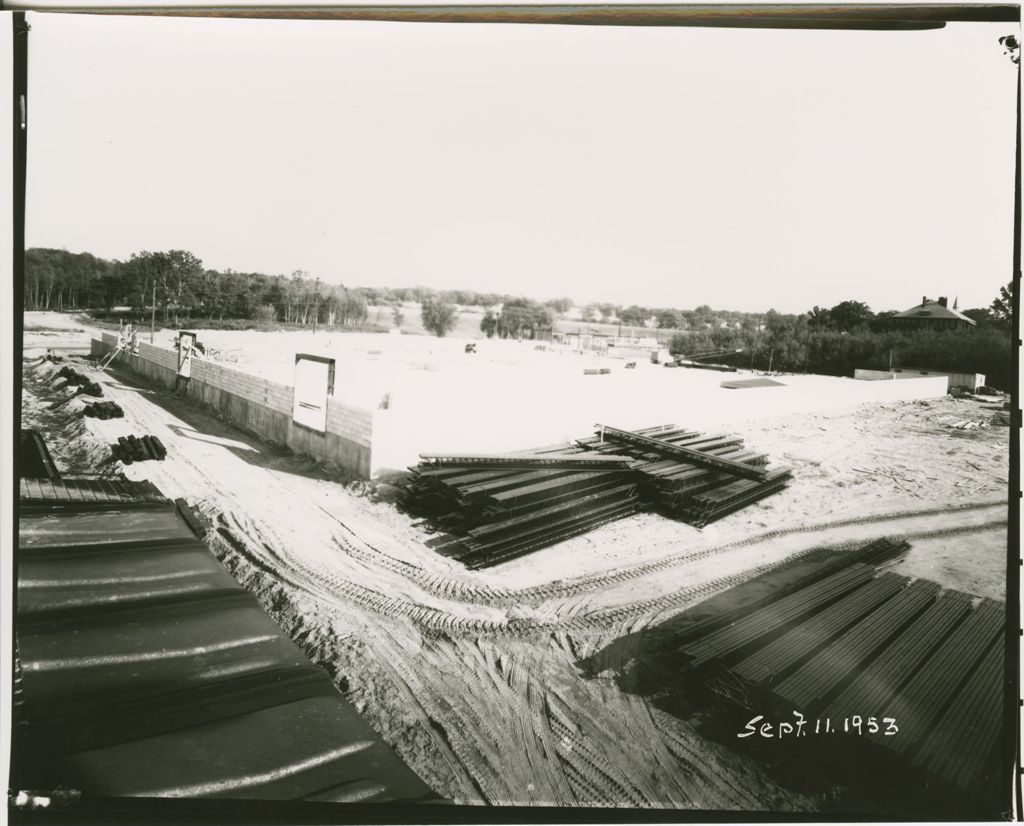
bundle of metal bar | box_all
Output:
[418,453,639,470]
[404,450,640,567]
[670,467,793,527]
[579,426,788,523]
[595,425,771,481]
[404,423,791,567]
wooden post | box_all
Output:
[150,281,156,344]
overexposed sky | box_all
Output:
[25,12,1019,313]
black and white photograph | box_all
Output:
[5,3,1021,821]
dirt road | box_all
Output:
[19,345,1008,809]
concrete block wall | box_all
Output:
[92,335,375,478]
[854,368,984,393]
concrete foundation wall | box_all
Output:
[93,334,374,478]
[854,368,985,392]
[844,374,949,401]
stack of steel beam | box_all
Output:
[404,450,641,568]
[667,468,793,527]
[581,425,789,525]
[404,424,792,566]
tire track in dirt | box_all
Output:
[653,715,764,810]
[75,361,1007,642]
[47,360,1005,811]
[330,500,1004,610]
[561,518,1007,632]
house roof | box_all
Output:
[893,300,976,325]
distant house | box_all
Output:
[890,296,975,331]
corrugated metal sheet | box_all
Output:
[15,481,438,804]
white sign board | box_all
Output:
[177,331,196,378]
[292,355,335,432]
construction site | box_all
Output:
[11,310,1011,817]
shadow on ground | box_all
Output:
[64,354,363,487]
[573,542,1009,820]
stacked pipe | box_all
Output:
[110,435,166,465]
[404,424,792,567]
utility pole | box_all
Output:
[150,281,156,344]
[768,348,774,373]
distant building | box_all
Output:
[890,296,975,331]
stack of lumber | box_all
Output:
[403,424,792,567]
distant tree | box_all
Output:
[254,304,277,327]
[807,305,831,330]
[868,310,899,333]
[421,298,458,337]
[990,282,1013,329]
[828,300,874,332]
[495,297,552,339]
[581,305,599,323]
[544,297,573,315]
[618,305,649,326]
[391,303,404,328]
[655,309,682,330]
[962,307,994,327]
[480,310,498,338]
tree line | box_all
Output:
[24,248,373,328]
[25,247,1011,388]
[667,293,1013,390]
[24,248,579,323]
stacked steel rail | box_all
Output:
[404,424,792,568]
[672,548,1005,804]
[407,448,642,569]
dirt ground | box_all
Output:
[18,313,1010,810]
